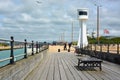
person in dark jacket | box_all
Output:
[68,42,72,50]
[64,43,67,50]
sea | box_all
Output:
[0,48,30,67]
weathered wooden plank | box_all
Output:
[25,52,120,80]
[63,54,88,79]
[54,54,61,80]
[60,56,75,80]
[36,54,50,80]
[75,60,110,80]
[61,54,84,80]
[102,61,120,75]
[46,54,54,80]
[86,70,107,80]
[68,53,120,80]
[63,53,96,80]
[67,53,103,80]
[101,67,120,80]
[57,54,67,80]
[103,61,120,74]
[39,54,52,80]
[24,54,50,80]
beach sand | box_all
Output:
[92,45,120,53]
[48,45,119,54]
[48,45,75,53]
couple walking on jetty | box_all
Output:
[64,42,72,51]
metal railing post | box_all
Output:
[91,44,92,51]
[36,41,38,53]
[24,39,27,58]
[117,43,119,54]
[95,44,96,51]
[32,41,34,55]
[39,42,40,52]
[100,44,102,59]
[100,44,102,52]
[107,43,109,53]
[10,36,14,64]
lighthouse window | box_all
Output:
[79,11,87,15]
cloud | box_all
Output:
[0,0,120,42]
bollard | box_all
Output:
[10,36,14,64]
[39,42,40,52]
[32,41,34,55]
[68,49,70,52]
[36,41,38,53]
[24,39,27,58]
[58,49,60,52]
[107,43,109,53]
[117,43,119,54]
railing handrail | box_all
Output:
[0,57,12,62]
[14,54,25,58]
[88,43,119,54]
[0,46,48,62]
[0,36,49,67]
[0,38,10,42]
[0,38,32,44]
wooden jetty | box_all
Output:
[25,50,120,80]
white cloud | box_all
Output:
[0,0,120,42]
[21,13,32,21]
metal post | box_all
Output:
[97,6,100,44]
[100,44,102,52]
[91,44,92,51]
[24,39,27,58]
[38,42,39,52]
[32,41,34,55]
[71,21,73,42]
[107,43,109,53]
[95,44,96,51]
[39,42,40,52]
[117,43,119,54]
[63,32,65,42]
[100,44,102,59]
[10,36,14,64]
[36,41,38,53]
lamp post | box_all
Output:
[95,4,101,44]
[97,6,100,44]
[71,21,73,42]
[71,19,78,43]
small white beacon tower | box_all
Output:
[77,8,88,48]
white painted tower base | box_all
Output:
[77,8,88,48]
[77,21,88,48]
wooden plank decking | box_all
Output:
[25,52,120,80]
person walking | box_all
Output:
[64,43,67,50]
[68,42,72,50]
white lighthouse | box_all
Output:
[77,8,88,48]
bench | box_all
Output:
[78,57,103,71]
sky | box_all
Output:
[0,0,120,42]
